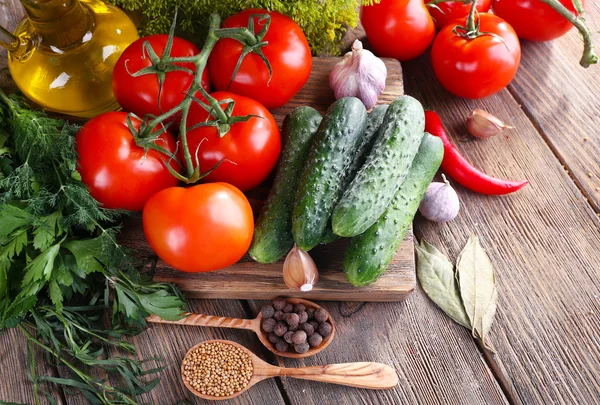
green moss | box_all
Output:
[109,0,379,55]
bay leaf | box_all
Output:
[416,239,471,329]
[456,234,497,341]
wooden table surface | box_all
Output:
[2,1,600,404]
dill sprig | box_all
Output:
[0,90,186,405]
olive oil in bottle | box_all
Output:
[0,0,139,118]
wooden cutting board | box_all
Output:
[120,57,416,302]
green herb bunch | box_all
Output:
[110,0,380,55]
[0,90,186,405]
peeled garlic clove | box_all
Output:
[283,245,319,292]
[329,39,387,109]
[418,174,460,223]
[467,109,515,139]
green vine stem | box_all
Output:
[539,0,598,67]
[131,12,271,183]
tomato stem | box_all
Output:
[465,0,477,35]
[538,0,597,67]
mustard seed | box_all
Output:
[182,341,253,397]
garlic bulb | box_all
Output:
[329,39,387,109]
[283,245,319,291]
[467,109,515,139]
[418,174,460,223]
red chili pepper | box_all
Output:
[425,110,528,195]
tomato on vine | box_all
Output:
[143,183,254,273]
[182,91,281,192]
[113,34,210,121]
[76,112,180,211]
[426,0,492,30]
[361,0,436,61]
[494,0,583,42]
[431,9,521,99]
[208,9,312,109]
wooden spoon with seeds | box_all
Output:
[147,297,334,358]
[182,339,399,401]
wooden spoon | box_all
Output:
[147,297,335,358]
[181,339,399,401]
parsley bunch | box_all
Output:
[0,90,186,405]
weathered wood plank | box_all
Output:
[507,3,600,212]
[402,51,600,404]
[0,0,21,91]
[248,299,509,405]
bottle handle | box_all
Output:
[0,25,19,52]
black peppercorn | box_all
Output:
[292,330,307,345]
[272,298,286,311]
[268,333,279,344]
[314,308,329,323]
[294,342,310,354]
[300,322,315,336]
[298,310,308,324]
[309,321,318,330]
[262,317,277,333]
[283,331,295,344]
[288,323,298,331]
[283,303,294,313]
[261,304,275,319]
[293,303,306,313]
[285,312,300,327]
[318,322,332,337]
[308,333,323,347]
[274,321,288,337]
[307,308,315,320]
[273,310,284,321]
[275,340,289,352]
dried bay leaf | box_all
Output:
[456,234,498,341]
[416,239,471,329]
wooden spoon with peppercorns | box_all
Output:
[147,297,335,358]
[182,339,399,401]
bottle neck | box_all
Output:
[21,0,93,49]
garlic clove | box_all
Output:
[466,109,515,139]
[283,245,319,292]
[418,174,460,223]
[329,39,387,110]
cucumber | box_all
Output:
[343,133,444,286]
[332,95,425,237]
[249,106,322,263]
[292,97,367,251]
[320,105,389,245]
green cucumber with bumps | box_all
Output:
[320,104,389,245]
[292,97,367,251]
[249,106,322,263]
[332,95,425,237]
[343,133,444,286]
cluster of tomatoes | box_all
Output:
[75,9,311,272]
[361,0,582,99]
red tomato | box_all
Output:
[112,34,209,120]
[361,0,436,61]
[493,0,582,41]
[431,13,521,99]
[76,112,179,211]
[142,183,254,272]
[426,0,492,30]
[182,91,281,191]
[208,9,311,109]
